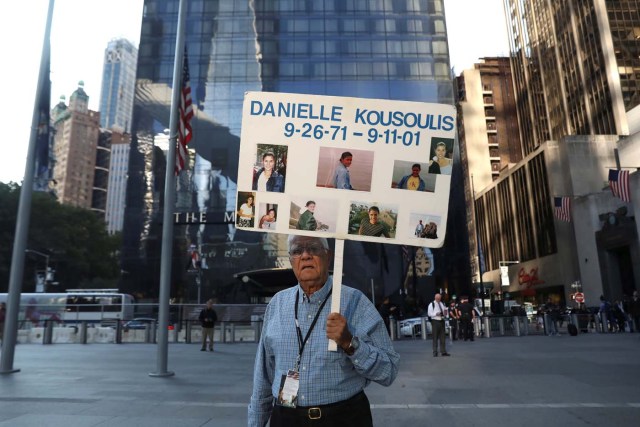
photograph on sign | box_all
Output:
[236,191,256,228]
[391,160,438,192]
[237,91,456,247]
[408,213,441,240]
[348,201,398,239]
[257,203,278,230]
[316,147,374,191]
[289,197,336,232]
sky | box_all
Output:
[0,0,509,184]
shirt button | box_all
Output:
[301,395,305,400]
[308,315,312,319]
[302,366,306,370]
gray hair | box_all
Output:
[287,235,329,250]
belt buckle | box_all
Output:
[308,407,321,420]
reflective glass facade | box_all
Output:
[504,0,635,154]
[122,0,457,302]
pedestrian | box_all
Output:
[248,235,399,427]
[599,295,613,332]
[631,291,640,333]
[457,296,475,341]
[199,299,218,352]
[543,298,559,336]
[448,300,459,341]
[427,293,450,357]
[0,302,6,346]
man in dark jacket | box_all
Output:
[457,297,475,341]
[199,299,218,351]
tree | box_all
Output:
[0,182,120,292]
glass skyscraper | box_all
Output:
[122,0,460,302]
[99,39,138,133]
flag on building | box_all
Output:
[175,46,193,174]
[554,196,571,222]
[608,169,631,202]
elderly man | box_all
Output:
[427,293,450,357]
[248,236,399,427]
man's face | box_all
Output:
[289,236,330,285]
[307,203,316,212]
[411,167,420,177]
[368,210,379,224]
[341,156,353,167]
[435,293,442,302]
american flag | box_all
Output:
[554,197,571,222]
[608,169,631,202]
[175,46,193,175]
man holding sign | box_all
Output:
[248,235,399,427]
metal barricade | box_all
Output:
[389,318,397,340]
[421,318,428,340]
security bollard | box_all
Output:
[144,323,152,343]
[221,321,227,343]
[389,318,397,340]
[43,320,54,345]
[514,316,521,336]
[498,317,505,336]
[185,321,192,343]
[80,322,88,344]
[483,316,491,338]
[421,317,428,340]
[251,316,262,343]
[173,323,179,343]
[571,314,579,334]
[115,321,123,344]
[522,316,529,335]
[230,323,236,343]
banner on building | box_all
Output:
[500,266,510,287]
[236,92,456,247]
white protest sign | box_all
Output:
[236,91,456,246]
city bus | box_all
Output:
[0,289,135,326]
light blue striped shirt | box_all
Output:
[248,276,399,427]
[334,163,352,189]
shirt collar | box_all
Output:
[298,275,333,304]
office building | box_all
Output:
[99,38,138,133]
[105,130,131,234]
[504,0,638,154]
[51,82,101,209]
[122,0,462,302]
[466,1,640,308]
[455,57,522,282]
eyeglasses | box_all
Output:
[289,244,326,258]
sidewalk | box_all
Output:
[1,333,639,426]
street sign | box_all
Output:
[574,292,585,304]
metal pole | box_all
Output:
[0,0,55,375]
[150,0,188,378]
[471,175,486,336]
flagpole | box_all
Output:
[150,0,188,378]
[0,0,55,375]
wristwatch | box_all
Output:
[344,336,360,356]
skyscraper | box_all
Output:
[99,38,138,133]
[455,57,522,282]
[51,82,101,209]
[105,130,131,234]
[122,0,459,301]
[504,0,637,153]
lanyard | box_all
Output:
[294,288,332,371]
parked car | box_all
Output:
[399,316,451,337]
[123,317,157,330]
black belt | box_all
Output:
[279,391,366,420]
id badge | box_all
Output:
[276,369,300,408]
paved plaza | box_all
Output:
[1,333,639,426]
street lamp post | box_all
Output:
[25,249,50,292]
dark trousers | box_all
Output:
[270,391,372,427]
[431,320,446,355]
[460,318,474,340]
